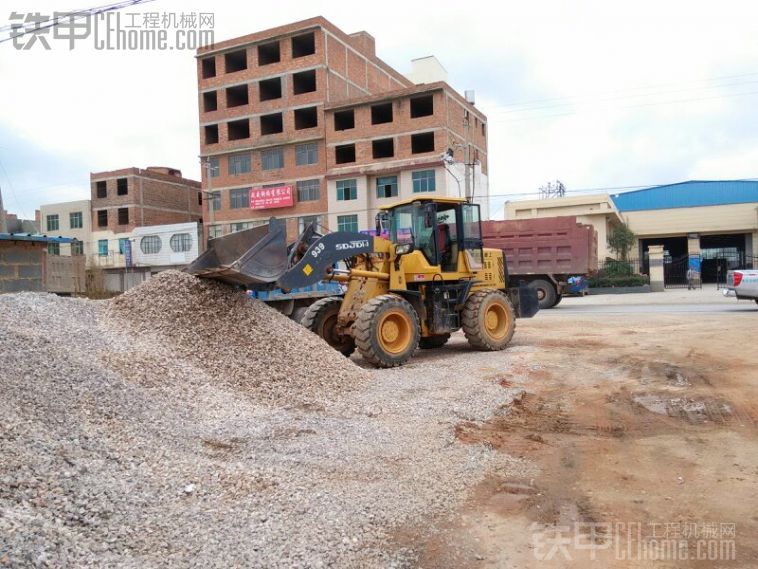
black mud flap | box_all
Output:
[515,283,539,318]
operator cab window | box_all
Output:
[435,205,458,271]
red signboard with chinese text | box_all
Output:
[249,185,294,209]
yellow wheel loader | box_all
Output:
[188,197,538,368]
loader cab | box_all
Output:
[377,198,483,273]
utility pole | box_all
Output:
[201,157,217,248]
[463,111,471,201]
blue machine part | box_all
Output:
[248,280,344,301]
[566,276,589,294]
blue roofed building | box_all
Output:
[611,180,758,282]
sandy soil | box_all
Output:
[397,310,758,568]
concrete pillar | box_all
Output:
[687,235,702,285]
[648,244,665,292]
[687,235,701,255]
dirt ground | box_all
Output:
[399,309,758,568]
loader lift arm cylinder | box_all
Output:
[278,232,375,290]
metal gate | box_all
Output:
[664,255,701,289]
[712,253,758,288]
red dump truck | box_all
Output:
[481,216,598,309]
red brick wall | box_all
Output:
[90,171,202,232]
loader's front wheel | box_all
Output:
[355,294,420,368]
[462,290,516,351]
[301,297,355,357]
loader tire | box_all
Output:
[355,294,420,368]
[301,297,355,357]
[530,279,557,309]
[462,289,516,351]
[290,305,309,324]
[419,334,450,349]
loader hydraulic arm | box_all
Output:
[278,232,376,290]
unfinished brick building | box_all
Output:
[90,167,201,267]
[196,17,488,240]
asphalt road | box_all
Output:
[543,289,758,314]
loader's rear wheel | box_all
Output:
[301,297,355,357]
[419,334,450,349]
[355,294,420,368]
[462,290,516,351]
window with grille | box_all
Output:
[118,208,129,225]
[296,179,320,202]
[118,238,128,254]
[230,188,250,209]
[376,176,398,199]
[209,225,223,239]
[98,239,108,256]
[230,222,253,233]
[69,211,82,229]
[412,170,436,193]
[261,147,284,170]
[298,215,322,233]
[228,153,252,175]
[336,179,357,201]
[47,242,60,255]
[140,235,161,254]
[46,215,59,231]
[295,142,318,165]
[337,214,359,232]
[116,178,128,195]
[170,233,192,252]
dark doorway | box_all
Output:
[639,236,687,274]
[700,233,748,285]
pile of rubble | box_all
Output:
[105,271,368,405]
[0,273,517,567]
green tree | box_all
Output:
[608,223,636,261]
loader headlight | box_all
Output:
[395,243,413,256]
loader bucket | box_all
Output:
[186,218,288,288]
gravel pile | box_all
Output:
[0,281,527,567]
[105,271,368,406]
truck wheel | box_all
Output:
[419,334,450,349]
[290,305,309,324]
[355,294,420,368]
[462,290,516,351]
[301,297,355,357]
[530,279,557,309]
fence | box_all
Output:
[713,255,758,288]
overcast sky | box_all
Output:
[1,0,758,220]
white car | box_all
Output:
[723,270,758,303]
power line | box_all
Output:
[0,157,29,220]
[489,89,758,123]
[487,70,758,113]
[0,0,155,43]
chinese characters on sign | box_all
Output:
[249,186,294,210]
